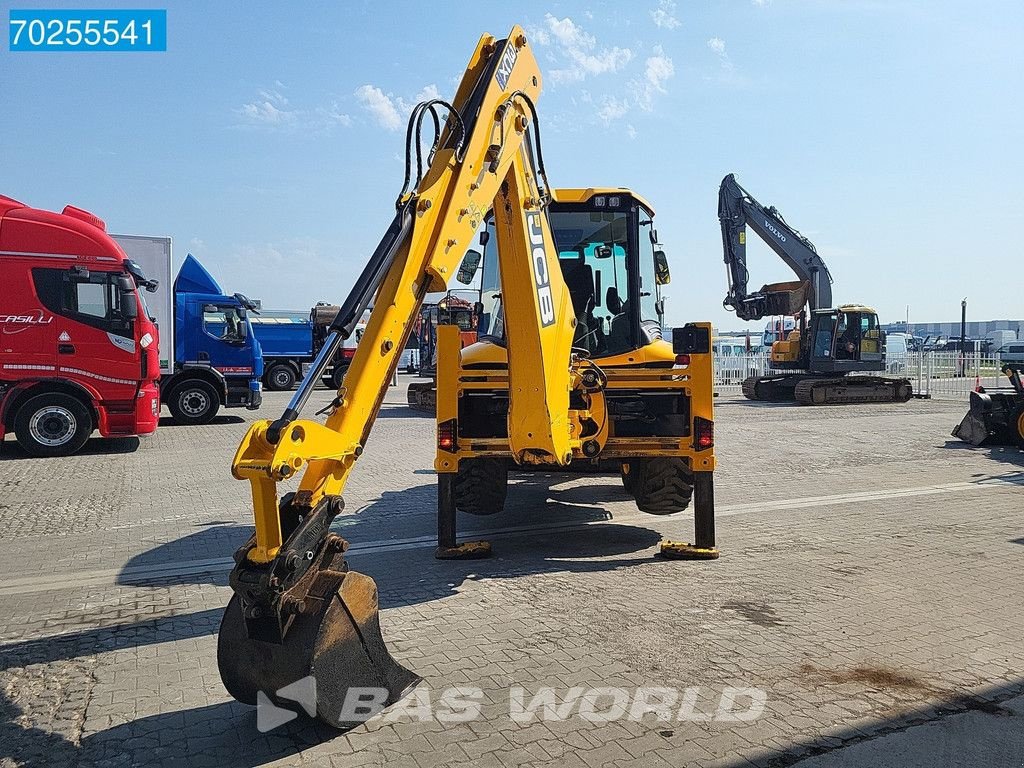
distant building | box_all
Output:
[882,319,1023,339]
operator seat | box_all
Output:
[606,286,631,352]
[563,262,598,354]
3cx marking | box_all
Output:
[494,40,518,90]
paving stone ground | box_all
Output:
[1,378,1022,767]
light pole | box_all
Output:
[959,298,967,377]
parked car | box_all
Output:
[997,343,1024,365]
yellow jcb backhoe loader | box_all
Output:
[217,24,718,729]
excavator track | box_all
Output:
[741,375,796,402]
[794,376,913,405]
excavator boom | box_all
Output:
[719,173,832,321]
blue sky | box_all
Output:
[2,1,1021,333]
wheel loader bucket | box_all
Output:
[217,570,420,730]
[952,390,996,446]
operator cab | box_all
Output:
[467,190,670,358]
[804,305,884,373]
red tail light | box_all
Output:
[674,354,691,367]
[694,416,714,450]
[438,418,458,452]
[341,347,356,360]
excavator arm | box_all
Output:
[218,25,587,728]
[718,173,833,321]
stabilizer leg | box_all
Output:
[660,470,720,560]
[435,473,491,559]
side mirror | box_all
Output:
[594,245,613,259]
[145,280,159,293]
[237,321,247,340]
[654,250,671,285]
[119,292,138,320]
[117,274,135,292]
[456,249,482,285]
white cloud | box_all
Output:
[239,88,297,126]
[415,84,442,102]
[597,96,630,124]
[355,84,403,131]
[752,0,771,6]
[650,0,681,30]
[632,46,675,112]
[539,14,633,83]
[626,124,637,140]
[355,84,447,131]
[707,36,737,75]
[237,84,352,133]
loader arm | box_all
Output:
[718,173,833,321]
[218,25,585,726]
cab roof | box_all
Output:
[552,188,655,214]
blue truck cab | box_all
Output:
[161,254,263,424]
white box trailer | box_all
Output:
[112,234,174,375]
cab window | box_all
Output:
[203,306,246,342]
[32,267,133,337]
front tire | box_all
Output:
[167,380,220,425]
[453,458,508,515]
[14,392,93,457]
[265,364,297,391]
[632,457,694,515]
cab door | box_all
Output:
[32,267,140,398]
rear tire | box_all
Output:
[632,457,694,515]
[1010,404,1024,448]
[167,380,220,425]
[323,365,347,390]
[453,458,508,515]
[14,392,93,457]
[265,364,297,391]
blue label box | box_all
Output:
[9,9,167,52]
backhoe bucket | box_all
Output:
[217,570,420,730]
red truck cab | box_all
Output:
[0,194,161,456]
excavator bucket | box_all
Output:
[217,569,420,730]
[759,280,809,317]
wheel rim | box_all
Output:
[29,406,77,447]
[1017,411,1024,439]
[180,389,211,417]
[272,369,292,388]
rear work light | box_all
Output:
[438,418,458,452]
[694,416,714,450]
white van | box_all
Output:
[885,332,911,374]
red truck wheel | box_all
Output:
[14,392,93,457]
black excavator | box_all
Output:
[718,173,913,405]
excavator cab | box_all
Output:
[803,306,885,372]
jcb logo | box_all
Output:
[494,42,518,91]
[527,212,555,327]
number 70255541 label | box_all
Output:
[9,9,166,52]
